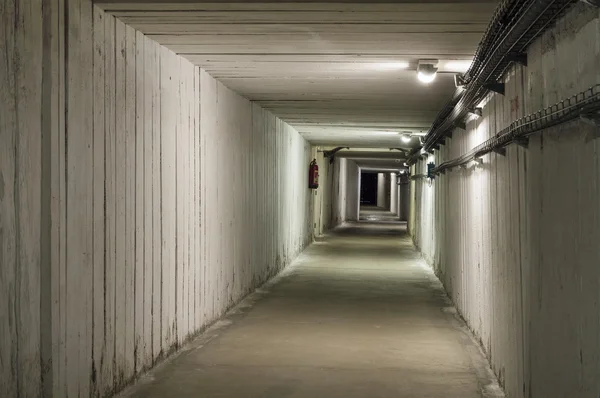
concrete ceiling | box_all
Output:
[97,0,497,157]
[335,150,407,170]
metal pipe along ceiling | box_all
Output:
[417,0,578,157]
[424,0,524,140]
[431,85,600,175]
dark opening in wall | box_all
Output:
[360,172,377,205]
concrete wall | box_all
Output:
[323,158,334,230]
[345,160,360,222]
[322,157,360,228]
[377,173,386,208]
[411,5,600,397]
[0,2,313,396]
[399,182,409,222]
[315,152,333,235]
[390,173,398,214]
[201,70,314,310]
[329,158,346,227]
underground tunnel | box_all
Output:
[2,0,600,397]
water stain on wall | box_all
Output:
[0,172,5,201]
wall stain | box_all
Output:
[0,172,4,201]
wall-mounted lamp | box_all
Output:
[417,60,438,84]
[468,108,483,118]
[401,134,412,143]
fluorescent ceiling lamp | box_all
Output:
[372,61,409,70]
[372,131,400,135]
[445,60,473,73]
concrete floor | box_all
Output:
[120,209,503,398]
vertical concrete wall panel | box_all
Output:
[390,173,398,214]
[315,153,333,234]
[0,0,44,395]
[377,173,386,208]
[399,182,409,221]
[199,69,313,331]
[0,2,314,395]
[411,6,600,397]
[345,160,360,222]
[92,7,107,394]
[324,157,360,227]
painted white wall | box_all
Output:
[376,173,386,208]
[345,160,360,222]
[390,173,398,214]
[0,3,313,396]
[321,157,360,228]
[399,182,410,222]
[330,158,347,226]
[411,5,600,397]
[318,154,333,234]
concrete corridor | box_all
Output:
[121,211,501,398]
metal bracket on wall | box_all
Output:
[454,122,467,130]
[507,53,528,67]
[484,82,506,95]
[581,112,600,142]
[493,147,507,156]
[323,146,349,164]
[581,0,600,7]
[515,137,529,149]
[581,112,600,127]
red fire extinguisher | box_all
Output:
[309,159,319,189]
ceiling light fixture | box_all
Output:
[445,60,473,73]
[373,61,409,70]
[373,130,401,135]
[417,60,438,84]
